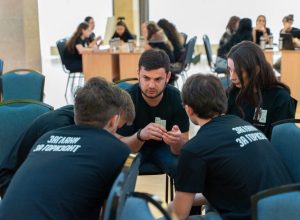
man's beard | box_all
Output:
[139,82,167,99]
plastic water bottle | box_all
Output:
[260,36,266,49]
[279,37,283,50]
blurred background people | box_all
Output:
[158,18,185,62]
[111,17,134,42]
[253,15,271,45]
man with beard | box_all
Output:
[117,49,189,178]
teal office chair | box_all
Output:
[1,69,45,102]
[251,183,300,220]
[0,100,53,164]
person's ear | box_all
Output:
[185,105,194,117]
[137,68,140,79]
[105,114,120,133]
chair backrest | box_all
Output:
[2,69,45,102]
[271,119,300,182]
[120,192,173,220]
[0,59,3,75]
[103,154,140,220]
[56,38,68,66]
[181,32,188,46]
[115,78,138,90]
[0,100,53,164]
[251,183,300,220]
[183,36,197,68]
[203,35,214,68]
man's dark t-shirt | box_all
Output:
[0,125,130,220]
[227,86,295,138]
[176,115,292,220]
[0,105,74,197]
[117,84,189,149]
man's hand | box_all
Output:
[162,125,182,146]
[139,123,167,141]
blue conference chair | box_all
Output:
[271,119,300,182]
[120,192,173,220]
[1,69,45,102]
[0,58,3,100]
[251,183,300,220]
[56,38,83,97]
[0,100,53,164]
[0,59,3,75]
[203,35,230,88]
[103,154,140,220]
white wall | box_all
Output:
[38,0,113,59]
[149,0,300,44]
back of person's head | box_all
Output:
[226,16,240,33]
[113,86,135,125]
[157,18,183,47]
[182,74,227,119]
[227,41,290,112]
[282,14,294,23]
[138,49,170,73]
[74,77,124,128]
[66,22,89,53]
[237,18,252,33]
[84,16,93,23]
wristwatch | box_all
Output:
[137,129,145,142]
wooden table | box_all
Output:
[119,52,141,79]
[264,50,275,65]
[281,50,300,102]
[82,50,119,82]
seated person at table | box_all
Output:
[227,41,295,139]
[117,49,189,178]
[216,18,252,71]
[0,77,135,219]
[143,21,175,63]
[219,16,240,47]
[157,18,185,62]
[252,15,271,45]
[173,74,292,220]
[0,80,135,198]
[111,17,134,43]
[63,22,95,72]
[84,16,102,46]
[280,14,299,34]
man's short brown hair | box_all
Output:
[74,77,134,128]
[182,74,227,119]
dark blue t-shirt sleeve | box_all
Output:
[175,149,206,193]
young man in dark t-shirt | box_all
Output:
[0,77,135,220]
[173,74,292,220]
[117,49,189,178]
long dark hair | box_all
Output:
[146,22,161,41]
[157,18,183,47]
[66,22,89,53]
[226,16,240,33]
[227,41,290,118]
[114,19,132,37]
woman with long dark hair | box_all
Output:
[219,16,240,47]
[142,21,175,63]
[157,18,185,62]
[216,18,252,71]
[252,15,271,45]
[227,41,295,138]
[64,22,94,72]
[111,18,134,42]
